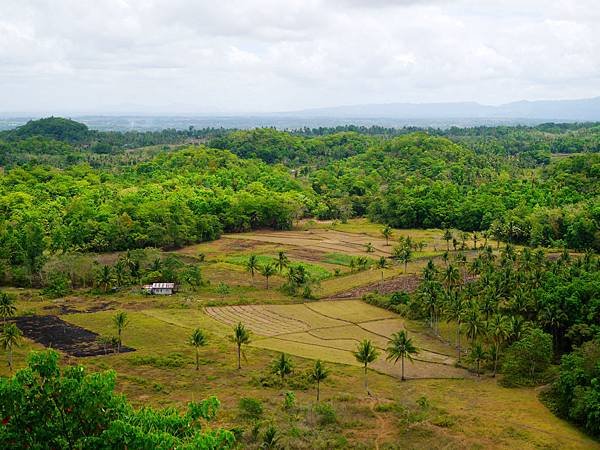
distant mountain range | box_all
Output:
[1,97,599,131]
[281,97,600,121]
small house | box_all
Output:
[142,282,177,295]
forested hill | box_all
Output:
[0,118,598,283]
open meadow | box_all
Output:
[2,221,598,449]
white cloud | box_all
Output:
[0,0,598,113]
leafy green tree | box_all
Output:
[189,328,208,370]
[271,353,293,382]
[0,350,234,448]
[354,339,379,394]
[386,330,419,381]
[260,263,277,290]
[113,311,129,353]
[231,322,251,369]
[0,292,16,326]
[502,328,553,386]
[0,323,22,371]
[381,225,393,246]
[310,360,329,402]
[246,254,259,283]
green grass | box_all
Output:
[322,252,375,267]
[225,255,332,281]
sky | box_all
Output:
[1,0,599,114]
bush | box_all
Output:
[238,397,264,421]
[283,391,296,410]
[128,353,187,369]
[501,328,553,386]
[42,271,72,298]
[315,402,337,425]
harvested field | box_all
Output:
[225,229,396,257]
[204,300,468,379]
[329,274,422,298]
[13,315,135,357]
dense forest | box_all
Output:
[0,117,598,288]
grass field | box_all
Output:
[2,220,597,448]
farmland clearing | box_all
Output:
[205,300,467,380]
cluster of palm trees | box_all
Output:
[246,251,289,290]
[246,252,316,298]
[413,242,587,377]
[354,330,419,390]
[0,292,20,371]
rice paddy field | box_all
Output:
[3,220,598,449]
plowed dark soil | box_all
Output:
[14,315,135,357]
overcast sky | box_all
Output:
[1,0,599,114]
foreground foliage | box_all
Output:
[0,350,235,449]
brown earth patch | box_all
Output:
[14,315,135,357]
[329,274,422,299]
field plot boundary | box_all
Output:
[204,300,467,379]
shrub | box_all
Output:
[42,271,72,298]
[128,353,187,369]
[283,391,296,410]
[239,397,264,421]
[315,402,337,425]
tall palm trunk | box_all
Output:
[401,355,405,381]
[316,380,320,402]
[195,348,199,370]
[493,343,499,377]
[364,365,369,393]
[456,320,462,362]
[237,344,241,369]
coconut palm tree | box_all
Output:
[354,339,379,394]
[446,291,466,361]
[231,322,251,369]
[113,311,129,353]
[276,251,289,274]
[376,256,388,284]
[443,229,453,251]
[189,328,207,370]
[381,225,393,246]
[386,330,418,381]
[488,314,510,377]
[310,360,329,402]
[0,323,22,371]
[246,255,259,283]
[260,263,277,290]
[465,307,483,343]
[97,265,113,293]
[0,293,16,326]
[271,352,293,382]
[469,341,487,377]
